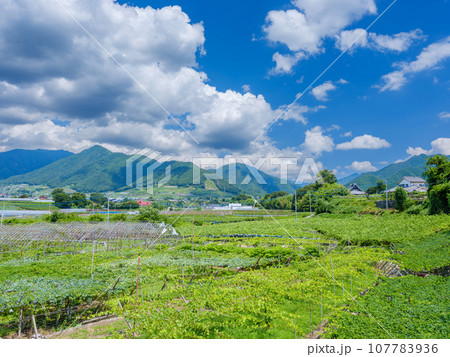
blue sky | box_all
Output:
[0,0,449,179]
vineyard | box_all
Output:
[0,213,448,339]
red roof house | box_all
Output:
[137,199,152,206]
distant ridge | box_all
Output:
[340,154,446,190]
[1,145,296,195]
[0,149,73,180]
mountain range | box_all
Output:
[339,154,440,190]
[0,146,442,195]
[0,149,73,180]
[0,146,295,196]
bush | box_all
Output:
[89,214,106,222]
[405,204,425,215]
[43,212,81,222]
[394,187,409,212]
[315,198,333,214]
[138,207,166,223]
[110,213,127,222]
[428,182,450,215]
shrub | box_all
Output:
[43,212,81,222]
[428,182,450,215]
[138,207,166,223]
[89,214,105,222]
[315,198,333,214]
[394,187,409,212]
[110,213,127,222]
[405,204,425,215]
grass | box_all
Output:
[324,275,450,339]
[0,211,448,339]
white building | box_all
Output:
[212,203,258,211]
[385,176,428,193]
[349,183,366,196]
[398,176,426,188]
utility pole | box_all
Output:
[295,190,297,222]
[309,193,312,215]
[107,197,110,223]
[385,180,388,211]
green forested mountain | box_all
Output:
[342,154,437,190]
[1,146,296,196]
[2,146,128,192]
[0,149,73,180]
[221,163,296,197]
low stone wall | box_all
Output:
[375,200,395,209]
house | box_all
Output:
[212,203,258,211]
[137,199,152,206]
[349,183,366,195]
[398,176,426,188]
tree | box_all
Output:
[51,188,72,209]
[428,182,450,215]
[424,155,450,190]
[394,187,409,212]
[231,193,254,203]
[90,193,108,206]
[424,155,450,214]
[71,192,89,208]
[317,169,337,184]
[367,181,387,195]
[117,200,139,209]
[138,206,166,222]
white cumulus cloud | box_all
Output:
[336,135,391,150]
[379,36,450,92]
[311,79,348,101]
[270,52,305,75]
[438,112,450,121]
[335,28,425,53]
[348,160,377,172]
[0,0,323,162]
[302,126,334,154]
[264,0,376,73]
[406,146,429,156]
[405,138,450,157]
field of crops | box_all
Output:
[0,212,448,339]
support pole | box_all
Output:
[91,241,96,280]
[18,308,23,338]
[309,193,312,215]
[132,256,141,338]
[32,314,39,339]
[385,180,389,211]
[295,190,297,222]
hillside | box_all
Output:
[342,154,434,190]
[0,149,73,180]
[2,146,296,196]
[221,163,296,197]
[2,146,128,192]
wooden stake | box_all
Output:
[32,314,39,339]
[18,308,23,338]
[91,241,96,280]
[294,311,296,339]
[309,299,313,336]
[320,294,323,324]
[331,258,336,308]
[133,256,141,339]
[118,301,132,329]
